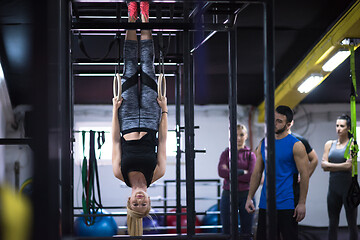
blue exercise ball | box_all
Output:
[143,216,161,235]
[202,204,221,233]
[74,209,117,237]
[126,209,164,235]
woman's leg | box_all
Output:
[327,188,342,240]
[140,1,151,40]
[343,194,359,240]
[220,190,230,234]
[139,1,160,130]
[119,2,140,132]
[126,1,137,41]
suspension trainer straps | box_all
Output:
[72,1,120,62]
[113,33,122,99]
[78,33,119,62]
[81,131,89,222]
[350,45,358,177]
[94,131,105,207]
[345,45,359,176]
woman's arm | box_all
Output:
[237,151,256,182]
[112,97,124,181]
[152,96,168,183]
[321,140,352,172]
[218,149,230,179]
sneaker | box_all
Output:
[127,1,138,21]
[140,1,149,22]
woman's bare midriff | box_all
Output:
[123,131,148,141]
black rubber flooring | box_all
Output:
[298,226,360,240]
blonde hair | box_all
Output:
[237,124,248,133]
[126,198,151,236]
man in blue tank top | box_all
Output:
[245,105,309,240]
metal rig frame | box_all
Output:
[18,0,276,239]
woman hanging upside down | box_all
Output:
[112,1,168,236]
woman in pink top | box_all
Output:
[218,124,256,238]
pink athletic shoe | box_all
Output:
[127,1,138,21]
[140,1,149,22]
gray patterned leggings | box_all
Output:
[118,40,161,133]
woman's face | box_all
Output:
[336,119,349,137]
[129,190,150,214]
[237,128,248,149]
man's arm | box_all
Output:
[308,150,318,177]
[245,143,264,213]
[293,141,309,222]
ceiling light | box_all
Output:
[322,50,350,72]
[297,74,323,93]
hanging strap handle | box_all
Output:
[113,32,122,98]
[156,4,168,98]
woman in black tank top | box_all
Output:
[111,1,168,236]
[321,114,358,240]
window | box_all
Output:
[166,131,177,157]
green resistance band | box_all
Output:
[81,131,96,225]
[345,45,358,177]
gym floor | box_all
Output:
[298,226,360,240]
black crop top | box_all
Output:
[120,130,158,187]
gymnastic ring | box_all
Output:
[113,73,121,99]
[157,73,166,98]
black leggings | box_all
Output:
[256,208,298,240]
[327,187,358,240]
[118,39,161,133]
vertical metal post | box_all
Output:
[228,28,239,240]
[183,2,196,237]
[60,0,73,235]
[175,63,182,234]
[217,179,221,232]
[163,181,168,226]
[32,0,61,239]
[263,1,277,239]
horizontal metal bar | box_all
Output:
[65,233,232,240]
[73,205,181,209]
[73,210,221,218]
[180,149,206,154]
[74,73,176,77]
[116,225,223,230]
[72,32,176,36]
[73,62,178,66]
[0,138,32,145]
[76,16,184,20]
[164,179,220,183]
[72,0,263,3]
[71,22,229,31]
